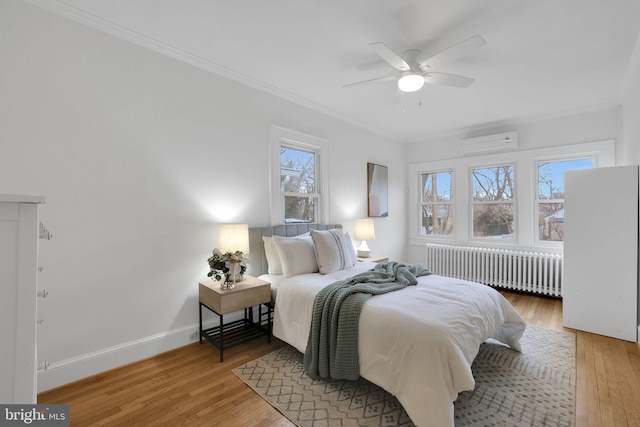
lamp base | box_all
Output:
[357,240,371,258]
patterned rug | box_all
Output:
[232,325,575,427]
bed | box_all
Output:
[248,224,526,427]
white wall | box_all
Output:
[0,0,405,390]
[403,108,622,264]
[405,108,621,163]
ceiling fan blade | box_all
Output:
[369,42,410,71]
[342,75,398,88]
[417,35,486,70]
[424,72,475,88]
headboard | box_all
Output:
[247,223,342,277]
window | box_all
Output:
[419,171,454,235]
[280,146,319,223]
[407,139,613,247]
[471,165,515,239]
[536,158,594,242]
[269,125,328,225]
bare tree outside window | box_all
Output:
[471,165,515,238]
[420,171,454,235]
[537,158,593,241]
[280,146,319,223]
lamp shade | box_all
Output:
[354,219,375,241]
[218,223,250,254]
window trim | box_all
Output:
[269,125,329,225]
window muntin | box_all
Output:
[280,146,319,223]
[536,158,594,242]
[419,171,454,235]
[471,165,515,239]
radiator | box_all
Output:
[425,243,564,297]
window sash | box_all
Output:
[420,170,454,203]
[420,202,454,235]
[471,165,514,202]
[281,146,319,223]
[419,170,454,236]
[536,157,594,201]
[284,195,319,223]
[536,200,564,241]
[471,202,516,239]
[280,145,318,194]
[283,191,321,198]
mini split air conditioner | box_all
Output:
[461,131,518,156]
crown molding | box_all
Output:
[23,0,401,142]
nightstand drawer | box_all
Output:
[199,279,270,314]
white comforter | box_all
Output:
[269,262,526,427]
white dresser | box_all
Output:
[0,194,45,403]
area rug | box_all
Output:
[232,324,575,426]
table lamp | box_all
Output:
[354,219,375,258]
[218,223,250,286]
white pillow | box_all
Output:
[262,236,283,275]
[343,231,358,266]
[272,235,319,277]
[310,228,356,274]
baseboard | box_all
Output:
[37,312,243,393]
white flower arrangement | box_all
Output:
[207,248,248,282]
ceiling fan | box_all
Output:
[344,35,486,93]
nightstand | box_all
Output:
[199,275,271,362]
[357,254,389,263]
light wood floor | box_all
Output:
[38,291,640,426]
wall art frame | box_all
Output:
[367,162,388,217]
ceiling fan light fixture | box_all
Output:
[398,72,424,92]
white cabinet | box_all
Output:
[563,166,638,342]
[0,194,45,403]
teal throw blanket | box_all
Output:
[303,261,432,380]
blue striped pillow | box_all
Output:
[310,228,356,274]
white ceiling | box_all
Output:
[30,0,640,142]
